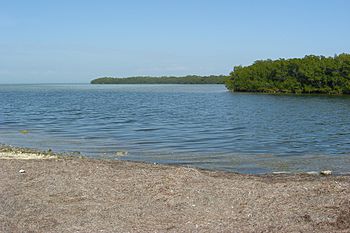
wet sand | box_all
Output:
[0,148,350,232]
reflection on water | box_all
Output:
[0,84,350,174]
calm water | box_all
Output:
[1,84,350,174]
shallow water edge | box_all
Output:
[1,144,349,176]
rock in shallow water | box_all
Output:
[115,151,128,157]
[320,170,332,176]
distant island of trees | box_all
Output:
[91,75,227,84]
[91,54,350,95]
[225,54,350,94]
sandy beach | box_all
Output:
[0,147,349,233]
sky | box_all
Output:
[0,0,349,84]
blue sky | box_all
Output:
[1,0,349,84]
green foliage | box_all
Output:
[225,54,350,94]
[91,75,227,84]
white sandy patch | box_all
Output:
[0,152,57,160]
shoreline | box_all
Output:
[1,145,350,232]
[0,145,345,176]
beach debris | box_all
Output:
[305,171,319,175]
[19,169,26,173]
[320,170,332,176]
[272,171,291,174]
[115,151,128,157]
[19,130,29,135]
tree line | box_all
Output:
[225,54,350,94]
[91,75,227,84]
[91,54,350,94]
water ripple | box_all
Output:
[1,84,350,174]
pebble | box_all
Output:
[320,170,332,176]
[19,169,26,173]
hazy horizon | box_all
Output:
[1,0,350,84]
